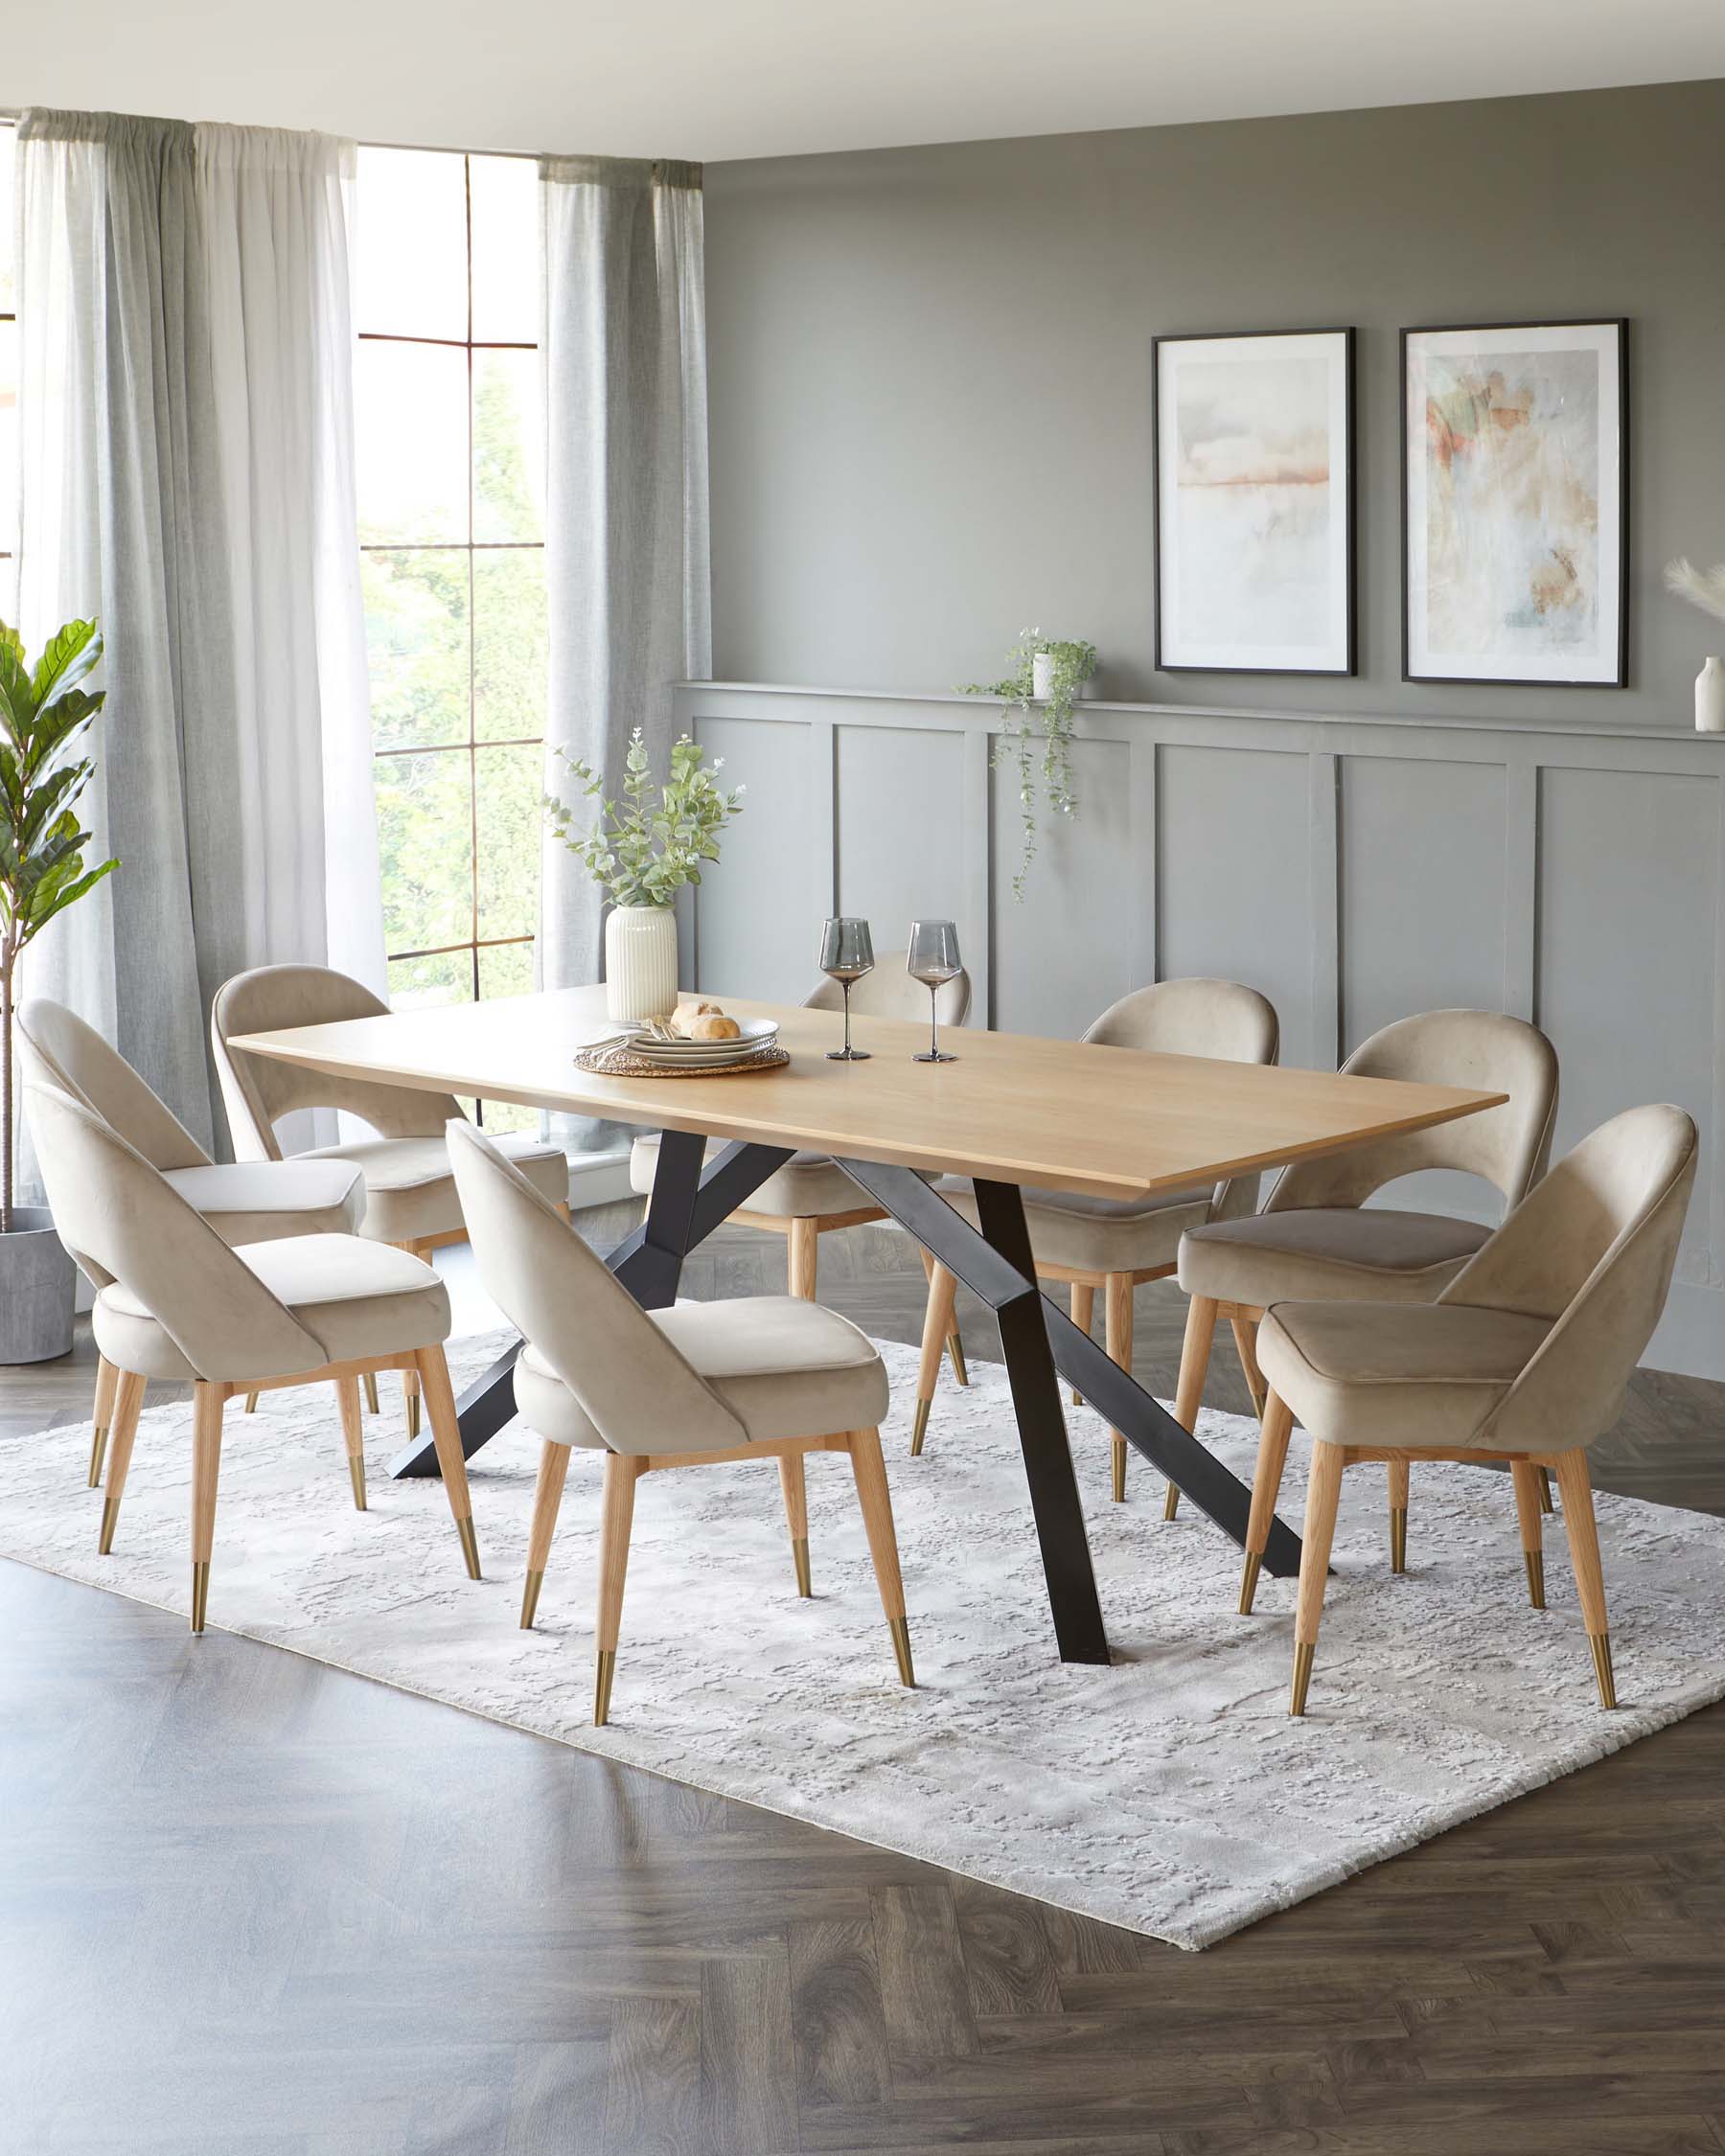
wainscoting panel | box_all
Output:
[676,683,1725,1377]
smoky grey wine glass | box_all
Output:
[907,919,961,1063]
[819,917,875,1060]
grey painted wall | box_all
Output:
[704,80,1725,724]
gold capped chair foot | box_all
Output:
[362,1372,380,1415]
[1390,1506,1408,1575]
[947,1333,968,1388]
[1237,1550,1262,1617]
[190,1560,211,1635]
[242,1392,259,1415]
[593,1648,617,1726]
[887,1615,915,1687]
[1588,1631,1618,1710]
[909,1399,932,1457]
[1112,1437,1127,1505]
[1538,1466,1555,1514]
[792,1535,813,1598]
[1290,1640,1316,1717]
[86,1424,108,1489]
[1070,1388,1083,1409]
[455,1514,481,1580]
[520,1569,544,1630]
[347,1455,367,1511]
[98,1496,121,1557]
[1524,1550,1546,1610]
[1163,1481,1181,1523]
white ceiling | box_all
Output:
[10,0,1724,162]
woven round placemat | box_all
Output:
[573,1041,791,1079]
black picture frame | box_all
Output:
[1400,318,1629,689]
[1152,326,1357,677]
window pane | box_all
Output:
[356,148,467,340]
[469,156,538,344]
[356,341,469,544]
[472,549,545,740]
[478,939,535,1000]
[362,549,470,748]
[389,949,474,1008]
[475,743,541,943]
[0,320,16,559]
[472,348,543,543]
[376,748,474,956]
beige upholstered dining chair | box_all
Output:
[1244,1102,1697,1717]
[912,978,1279,1501]
[213,963,571,1434]
[26,1082,483,1631]
[1172,1008,1559,1541]
[631,956,973,1364]
[447,1120,915,1727]
[16,999,366,1488]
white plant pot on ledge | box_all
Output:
[1697,657,1725,734]
[605,904,679,1021]
[1031,653,1097,701]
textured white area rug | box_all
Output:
[4,1330,1724,1949]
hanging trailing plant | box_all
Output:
[959,630,1097,900]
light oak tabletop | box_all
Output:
[230,986,1506,1204]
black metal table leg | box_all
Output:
[835,1159,1302,1582]
[389,1130,794,1479]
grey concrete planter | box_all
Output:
[0,1207,77,1364]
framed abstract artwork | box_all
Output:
[1153,328,1355,676]
[1402,320,1627,686]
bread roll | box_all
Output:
[691,1013,742,1042]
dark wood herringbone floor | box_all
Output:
[6,1205,1725,2154]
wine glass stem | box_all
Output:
[842,978,854,1058]
[929,988,939,1058]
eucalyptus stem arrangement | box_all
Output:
[960,631,1097,899]
[544,727,745,907]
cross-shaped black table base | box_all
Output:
[389,1130,1303,1663]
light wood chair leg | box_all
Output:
[919,1248,969,1389]
[1553,1451,1616,1708]
[414,1346,481,1580]
[1165,1294,1219,1521]
[1230,1314,1269,1420]
[242,1391,260,1415]
[846,1428,914,1687]
[1237,1390,1294,1616]
[1070,1280,1094,1406]
[1510,1460,1546,1609]
[788,1215,818,1301]
[779,1450,812,1597]
[97,1371,147,1555]
[1104,1272,1133,1504]
[1539,1465,1555,1514]
[401,1364,421,1439]
[87,1354,119,1488]
[190,1381,224,1634]
[593,1452,641,1724]
[362,1371,380,1416]
[335,1375,367,1511]
[520,1438,571,1628]
[1290,1441,1346,1716]
[911,1260,957,1457]
[1387,1456,1410,1575]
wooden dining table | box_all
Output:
[230,986,1506,1664]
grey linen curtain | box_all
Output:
[539,155,710,1153]
[14,110,380,1162]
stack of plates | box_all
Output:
[622,1017,780,1069]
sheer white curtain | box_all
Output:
[539,155,710,1154]
[14,110,381,1159]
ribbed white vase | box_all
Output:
[1696,656,1725,735]
[604,905,678,1021]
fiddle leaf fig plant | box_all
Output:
[0,619,120,1232]
[960,630,1097,900]
[544,726,745,908]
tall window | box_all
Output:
[354,148,546,1061]
[0,123,17,620]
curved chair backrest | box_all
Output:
[1267,1009,1558,1217]
[1085,977,1280,1220]
[446,1120,745,1456]
[806,955,972,1028]
[213,964,462,1159]
[26,1082,326,1382]
[1442,1103,1697,1452]
[17,998,210,1172]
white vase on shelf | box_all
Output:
[1696,656,1725,734]
[1030,652,1098,700]
[604,905,678,1021]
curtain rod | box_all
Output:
[0,108,668,165]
